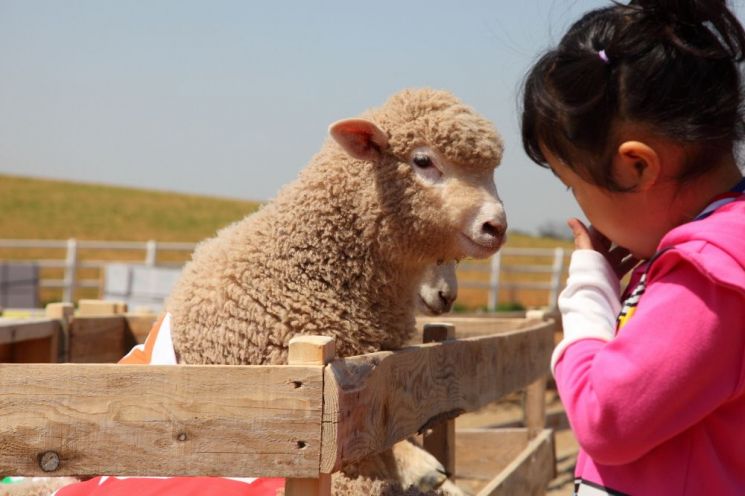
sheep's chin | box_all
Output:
[417,294,448,316]
[457,232,502,259]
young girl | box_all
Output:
[521,0,745,494]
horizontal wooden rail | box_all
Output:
[0,318,554,481]
[0,318,62,363]
[0,319,58,345]
[0,239,195,251]
[501,265,556,274]
[321,320,553,471]
[462,281,555,291]
[0,363,324,478]
[40,279,99,289]
[456,428,555,496]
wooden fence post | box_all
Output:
[45,302,74,362]
[524,377,547,439]
[285,335,335,496]
[422,323,456,478]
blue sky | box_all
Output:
[2,1,743,234]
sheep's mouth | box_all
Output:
[418,295,444,316]
[458,232,502,258]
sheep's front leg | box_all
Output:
[342,439,463,495]
[389,440,463,495]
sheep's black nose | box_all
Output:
[438,290,456,308]
[481,220,505,239]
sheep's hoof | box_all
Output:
[391,440,464,494]
[435,479,465,496]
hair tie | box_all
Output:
[598,49,610,64]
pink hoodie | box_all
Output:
[556,198,745,495]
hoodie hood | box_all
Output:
[656,197,745,294]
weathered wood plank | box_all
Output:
[77,299,127,317]
[321,321,553,470]
[422,323,456,479]
[0,319,62,363]
[286,336,334,496]
[524,377,547,438]
[124,313,159,344]
[0,363,324,478]
[476,429,555,496]
[455,429,530,481]
[67,316,134,363]
[0,319,58,346]
[45,303,74,323]
[415,316,540,339]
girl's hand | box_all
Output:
[567,218,639,279]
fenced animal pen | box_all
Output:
[0,239,570,311]
[0,302,556,495]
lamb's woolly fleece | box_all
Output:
[329,474,441,496]
[168,88,503,365]
[0,477,78,496]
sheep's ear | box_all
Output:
[328,119,389,162]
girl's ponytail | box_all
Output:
[521,0,745,189]
[629,0,745,60]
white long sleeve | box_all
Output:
[551,250,622,374]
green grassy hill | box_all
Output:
[0,174,571,309]
[0,173,571,249]
[0,174,260,241]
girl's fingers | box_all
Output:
[568,220,639,278]
[567,218,593,250]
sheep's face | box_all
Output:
[402,143,506,261]
[329,89,507,264]
[416,261,458,315]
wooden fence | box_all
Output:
[0,239,570,310]
[0,239,194,302]
[0,306,556,495]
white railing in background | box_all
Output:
[0,239,568,309]
[0,239,194,302]
[459,247,567,311]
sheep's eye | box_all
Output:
[412,154,433,169]
[409,147,443,184]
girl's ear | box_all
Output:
[614,141,661,192]
[328,119,389,162]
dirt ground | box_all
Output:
[454,389,577,496]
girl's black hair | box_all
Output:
[521,0,745,190]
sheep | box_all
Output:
[6,264,458,496]
[168,88,504,364]
[166,88,506,493]
[416,261,458,316]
